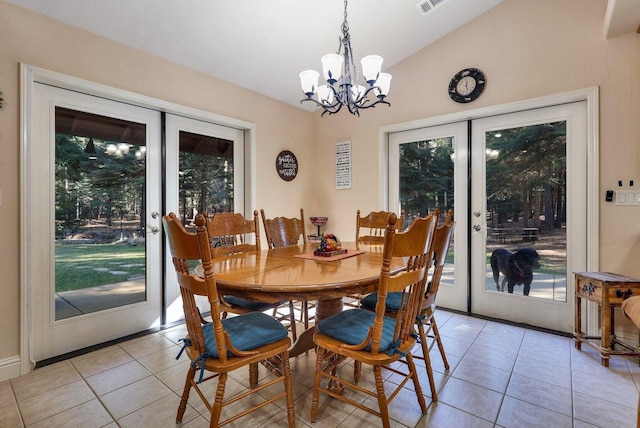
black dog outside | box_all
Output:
[490,248,541,296]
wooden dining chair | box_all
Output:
[345,209,405,308]
[355,209,405,245]
[162,212,295,428]
[260,208,315,329]
[311,212,437,428]
[205,210,299,340]
[416,209,454,368]
[260,208,307,249]
[359,209,454,399]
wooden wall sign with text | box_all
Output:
[276,150,298,181]
[336,141,351,189]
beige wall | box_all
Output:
[313,0,640,278]
[1,0,639,373]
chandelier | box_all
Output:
[299,0,391,117]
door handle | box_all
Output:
[150,226,160,234]
[151,211,160,219]
[473,224,483,232]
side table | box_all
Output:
[574,272,640,366]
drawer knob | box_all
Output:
[582,284,596,296]
[615,289,633,300]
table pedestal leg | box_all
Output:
[288,298,343,358]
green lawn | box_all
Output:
[55,243,145,292]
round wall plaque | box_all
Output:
[276,150,298,181]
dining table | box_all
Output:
[208,242,405,357]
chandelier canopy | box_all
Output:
[299,0,391,117]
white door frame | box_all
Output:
[19,64,257,374]
[380,87,599,310]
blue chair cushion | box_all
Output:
[360,292,404,311]
[224,295,273,311]
[316,309,397,353]
[202,311,288,359]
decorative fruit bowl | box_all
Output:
[309,216,328,236]
[314,233,347,257]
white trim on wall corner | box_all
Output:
[0,356,22,382]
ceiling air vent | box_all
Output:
[416,0,447,16]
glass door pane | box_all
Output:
[389,122,468,312]
[164,114,244,323]
[484,122,567,301]
[398,138,455,223]
[55,108,148,320]
[177,130,234,222]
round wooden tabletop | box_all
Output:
[209,242,400,303]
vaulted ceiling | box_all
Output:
[8,0,639,111]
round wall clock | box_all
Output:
[275,150,298,181]
[448,68,486,103]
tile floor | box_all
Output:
[1,310,638,427]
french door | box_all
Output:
[389,122,469,312]
[471,103,587,332]
[30,83,162,362]
[389,102,588,332]
[164,114,245,323]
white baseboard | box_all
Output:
[0,356,22,382]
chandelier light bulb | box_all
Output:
[317,85,334,104]
[360,55,383,85]
[321,54,343,84]
[299,70,319,97]
[375,73,392,97]
[351,85,365,100]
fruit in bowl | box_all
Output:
[314,233,346,256]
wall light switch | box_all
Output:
[615,190,640,205]
[619,192,626,203]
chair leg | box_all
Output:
[210,372,227,428]
[310,347,325,422]
[176,366,196,423]
[417,319,438,400]
[407,353,428,412]
[373,365,391,428]
[288,300,297,341]
[431,316,449,370]
[354,360,362,384]
[302,300,309,329]
[281,349,296,428]
[249,362,259,389]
